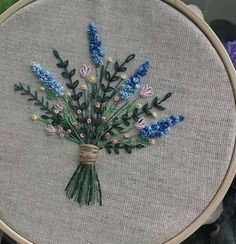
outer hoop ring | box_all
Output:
[0,0,235,243]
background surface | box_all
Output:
[183,0,236,24]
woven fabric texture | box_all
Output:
[0,0,235,243]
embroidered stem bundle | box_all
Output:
[14,23,184,206]
[79,144,99,165]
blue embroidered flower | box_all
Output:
[88,23,105,67]
[120,61,150,101]
[139,115,184,140]
[31,62,65,96]
[225,41,236,69]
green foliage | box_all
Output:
[0,0,18,15]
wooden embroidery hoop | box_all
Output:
[0,0,235,243]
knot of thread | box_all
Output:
[79,144,99,165]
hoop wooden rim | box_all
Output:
[0,0,236,243]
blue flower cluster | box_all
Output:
[88,23,105,67]
[139,115,184,140]
[31,62,65,96]
[225,41,236,69]
[120,61,150,101]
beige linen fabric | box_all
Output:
[0,0,235,243]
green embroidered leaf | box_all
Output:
[152,96,158,106]
[96,95,102,102]
[114,148,119,154]
[69,69,76,78]
[116,65,127,72]
[132,108,139,116]
[95,107,104,114]
[136,144,145,149]
[105,71,111,81]
[114,62,119,71]
[73,80,79,88]
[124,145,132,154]
[125,54,135,63]
[122,114,128,120]
[111,76,119,82]
[66,83,74,89]
[57,62,65,68]
[81,103,86,110]
[105,86,113,92]
[105,147,112,154]
[145,110,152,115]
[71,92,83,101]
[161,92,172,102]
[14,83,23,91]
[142,103,149,112]
[53,49,60,59]
[102,96,110,103]
[123,120,130,126]
[64,60,69,67]
[101,84,106,92]
[154,104,165,111]
[41,115,50,120]
[61,71,69,78]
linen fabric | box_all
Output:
[0,0,235,243]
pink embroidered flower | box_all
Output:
[76,109,82,115]
[87,118,92,124]
[140,84,153,98]
[112,139,118,145]
[135,118,146,130]
[123,133,130,139]
[95,102,101,108]
[45,125,56,135]
[59,133,65,139]
[80,65,90,78]
[54,103,63,112]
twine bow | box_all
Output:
[79,144,99,165]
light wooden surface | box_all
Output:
[0,0,235,243]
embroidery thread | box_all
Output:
[14,23,184,206]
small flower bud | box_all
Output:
[80,85,88,91]
[31,115,38,121]
[88,75,96,83]
[120,74,127,80]
[112,139,118,145]
[39,86,45,91]
[105,57,113,62]
[136,103,142,109]
[65,91,72,97]
[114,96,120,102]
[149,139,156,145]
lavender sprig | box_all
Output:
[88,23,105,67]
[139,115,184,140]
[31,62,65,96]
[119,61,150,101]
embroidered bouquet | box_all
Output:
[14,23,184,206]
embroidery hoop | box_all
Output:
[0,0,235,243]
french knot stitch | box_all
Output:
[79,144,99,165]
